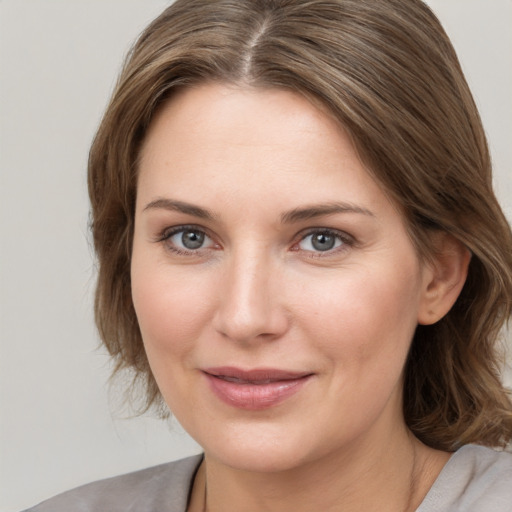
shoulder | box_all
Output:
[418,444,512,512]
[22,454,203,512]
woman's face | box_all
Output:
[131,83,433,472]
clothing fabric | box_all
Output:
[22,454,203,512]
[416,444,512,511]
[23,445,512,512]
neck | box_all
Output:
[189,428,449,512]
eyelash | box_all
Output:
[293,228,354,257]
[155,225,355,257]
[155,224,217,256]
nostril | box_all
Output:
[212,297,289,344]
[211,258,289,343]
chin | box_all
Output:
[209,444,310,474]
[194,420,334,474]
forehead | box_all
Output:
[141,83,345,157]
[137,82,395,219]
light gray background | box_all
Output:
[1,1,511,511]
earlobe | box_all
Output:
[417,233,471,325]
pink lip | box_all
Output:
[202,367,313,410]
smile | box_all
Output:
[202,367,314,410]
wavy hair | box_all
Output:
[88,0,512,450]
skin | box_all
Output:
[131,83,468,511]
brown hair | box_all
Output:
[88,0,512,450]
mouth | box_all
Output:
[202,367,314,410]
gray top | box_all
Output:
[417,444,512,511]
[23,445,512,512]
[22,454,203,512]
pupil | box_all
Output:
[182,230,204,249]
[312,233,335,251]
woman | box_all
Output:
[24,0,512,510]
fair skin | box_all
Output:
[131,83,469,512]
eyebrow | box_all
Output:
[142,198,216,220]
[281,202,375,223]
[142,198,374,223]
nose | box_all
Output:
[212,249,290,344]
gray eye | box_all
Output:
[180,230,205,249]
[298,231,343,252]
[168,229,209,250]
[311,233,336,251]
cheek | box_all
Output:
[130,261,217,414]
[296,262,422,368]
[131,259,213,358]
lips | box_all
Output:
[202,367,313,410]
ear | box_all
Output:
[417,232,471,325]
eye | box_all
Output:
[159,226,216,254]
[174,229,206,250]
[297,230,347,253]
